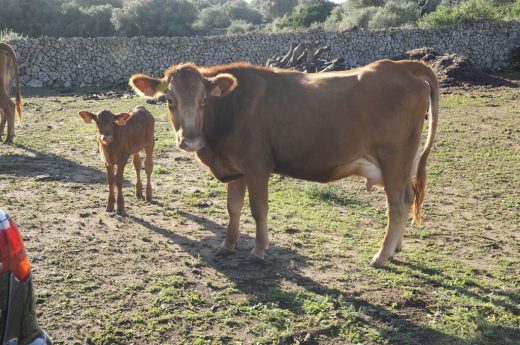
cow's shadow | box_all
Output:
[129,210,483,345]
[1,144,120,185]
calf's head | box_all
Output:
[129,64,237,152]
[78,110,131,145]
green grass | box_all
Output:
[0,88,518,344]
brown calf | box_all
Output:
[79,105,155,216]
[0,43,23,144]
[130,60,438,267]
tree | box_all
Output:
[111,0,199,36]
[252,0,298,19]
[226,0,264,24]
[276,0,336,29]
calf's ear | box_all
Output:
[114,113,131,126]
[78,111,96,124]
[208,73,238,97]
[129,74,167,97]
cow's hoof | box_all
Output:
[117,209,127,217]
[106,206,114,212]
[369,257,387,268]
[3,139,13,145]
[215,247,234,257]
[246,253,266,264]
[146,196,153,203]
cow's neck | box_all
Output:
[196,100,243,182]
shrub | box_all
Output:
[418,0,500,27]
[276,0,336,29]
[226,19,254,34]
[195,5,231,30]
[0,29,29,41]
[324,0,419,30]
[111,0,198,36]
[226,0,264,24]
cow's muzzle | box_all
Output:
[178,136,205,152]
[100,135,113,145]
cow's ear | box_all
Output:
[114,113,131,126]
[78,111,96,124]
[208,73,237,97]
[129,74,167,98]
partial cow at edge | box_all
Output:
[79,105,155,216]
[130,59,439,267]
[0,42,23,144]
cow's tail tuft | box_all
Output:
[412,63,439,226]
[15,65,23,126]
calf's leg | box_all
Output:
[247,176,270,261]
[217,178,246,256]
[106,164,116,212]
[115,162,127,216]
[144,144,154,202]
[133,153,143,199]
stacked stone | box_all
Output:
[7,21,520,88]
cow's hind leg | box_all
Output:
[395,183,414,253]
[0,98,15,144]
[133,153,143,199]
[0,108,5,141]
[217,178,246,256]
[115,162,127,216]
[371,179,413,267]
[144,144,154,202]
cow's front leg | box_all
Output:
[115,162,127,216]
[133,153,143,199]
[247,175,269,261]
[106,164,116,212]
[217,178,246,256]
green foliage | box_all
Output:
[194,5,231,31]
[111,0,199,36]
[252,0,299,19]
[226,0,264,24]
[226,19,254,34]
[275,0,336,29]
[418,0,501,27]
[325,0,420,30]
[502,0,520,19]
[0,29,29,41]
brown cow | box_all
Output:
[129,60,438,267]
[0,42,23,144]
[79,105,155,216]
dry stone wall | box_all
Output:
[8,21,520,88]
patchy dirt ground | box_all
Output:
[0,85,519,345]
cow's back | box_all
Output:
[117,106,155,156]
[216,61,431,181]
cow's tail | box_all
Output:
[14,50,23,126]
[411,63,439,226]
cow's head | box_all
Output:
[78,110,131,145]
[129,64,237,152]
